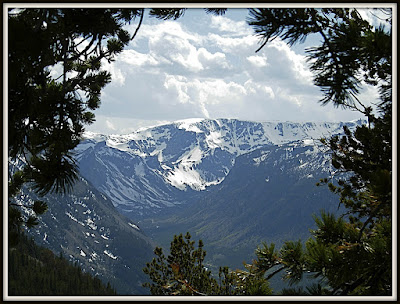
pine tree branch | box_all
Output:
[265,265,286,281]
[357,204,383,241]
[337,275,367,296]
[130,8,144,41]
[255,39,269,53]
[68,35,97,62]
[176,278,207,296]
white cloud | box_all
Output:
[163,74,248,118]
[210,15,251,35]
[244,80,275,99]
[171,43,204,72]
[89,11,371,135]
[105,120,116,130]
[207,33,258,54]
[119,50,161,67]
[47,62,63,80]
[131,21,232,74]
[101,61,126,86]
[163,75,191,104]
[247,55,269,67]
[266,38,313,85]
[141,21,202,45]
[197,48,231,69]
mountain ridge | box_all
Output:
[76,118,365,219]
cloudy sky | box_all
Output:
[86,7,387,135]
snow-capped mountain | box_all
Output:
[76,118,364,219]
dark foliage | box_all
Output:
[8,233,117,296]
[142,232,272,296]
[143,232,217,296]
[7,6,230,246]
[246,7,392,296]
[8,7,142,240]
[149,8,226,20]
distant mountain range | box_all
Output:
[76,118,363,220]
[14,118,364,294]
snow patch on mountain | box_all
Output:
[177,118,206,133]
[103,250,117,260]
[165,163,205,191]
[128,222,140,230]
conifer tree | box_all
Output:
[7,7,146,242]
[7,6,228,245]
[142,232,272,296]
[143,232,217,296]
[242,8,392,295]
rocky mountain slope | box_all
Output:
[12,176,155,295]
